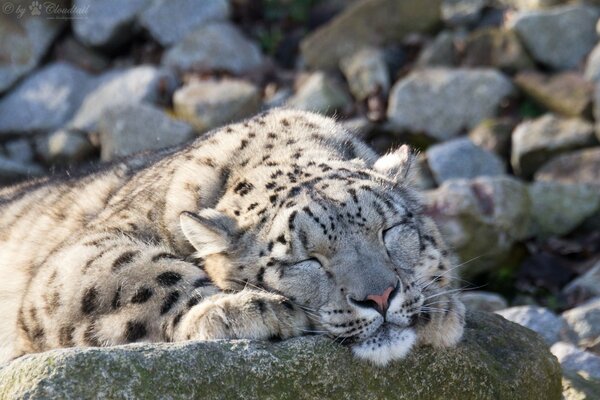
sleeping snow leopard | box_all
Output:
[0,109,464,366]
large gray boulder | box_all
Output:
[496,305,570,345]
[387,68,514,141]
[287,72,353,116]
[0,311,562,399]
[534,147,600,187]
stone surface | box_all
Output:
[140,0,230,46]
[0,10,65,94]
[468,118,515,158]
[300,0,442,69]
[287,72,352,115]
[73,0,149,48]
[0,62,93,135]
[534,147,600,187]
[0,155,44,183]
[509,5,599,70]
[528,182,600,237]
[514,71,592,117]
[552,342,600,380]
[497,0,565,10]
[442,0,487,25]
[340,47,390,101]
[387,68,514,141]
[460,291,508,312]
[562,298,600,353]
[99,104,195,161]
[162,23,264,75]
[561,368,600,400]
[584,42,600,82]
[463,28,534,72]
[173,80,261,133]
[0,311,562,399]
[415,31,457,68]
[425,176,531,278]
[36,130,94,165]
[496,306,569,345]
[511,114,597,179]
[426,138,506,184]
[563,261,600,305]
[67,66,178,134]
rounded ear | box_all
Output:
[180,209,238,258]
[373,145,416,184]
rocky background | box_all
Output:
[0,0,599,397]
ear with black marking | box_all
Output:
[180,209,238,257]
[373,145,416,183]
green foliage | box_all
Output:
[263,0,318,24]
[518,98,544,119]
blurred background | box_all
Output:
[0,0,599,386]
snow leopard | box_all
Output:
[0,109,464,366]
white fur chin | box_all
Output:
[351,326,416,367]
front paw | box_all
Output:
[175,290,310,341]
[416,295,465,348]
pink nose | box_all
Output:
[367,286,395,314]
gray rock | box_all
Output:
[0,155,44,183]
[468,118,515,159]
[139,0,230,46]
[561,368,600,400]
[426,138,506,184]
[511,114,597,179]
[0,62,93,136]
[424,176,531,278]
[300,0,442,69]
[0,311,562,400]
[387,68,514,141]
[36,130,95,164]
[515,71,592,117]
[68,65,178,134]
[162,23,264,75]
[287,72,353,115]
[563,261,600,304]
[528,181,600,237]
[510,5,599,70]
[463,28,534,73]
[552,341,600,380]
[460,291,508,312]
[412,153,437,191]
[442,0,488,25]
[0,9,65,94]
[415,31,457,68]
[340,47,390,101]
[173,79,261,133]
[562,298,600,353]
[72,0,149,48]
[585,42,600,82]
[534,147,600,187]
[52,37,110,73]
[99,104,195,161]
[4,139,34,164]
[496,306,569,345]
[496,0,565,10]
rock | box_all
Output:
[99,104,195,161]
[442,0,487,25]
[509,5,599,70]
[534,147,600,187]
[0,311,562,399]
[562,298,600,353]
[339,47,390,101]
[463,28,534,72]
[468,118,515,158]
[496,306,569,345]
[36,130,95,164]
[415,31,457,68]
[52,37,110,73]
[460,291,508,312]
[139,0,230,46]
[412,153,437,191]
[514,71,592,117]
[287,72,352,115]
[0,5,66,94]
[426,138,506,184]
[528,181,600,237]
[497,0,565,10]
[162,22,264,75]
[424,176,531,278]
[552,342,600,380]
[511,114,597,179]
[3,139,34,164]
[67,65,178,134]
[561,368,600,400]
[0,155,44,183]
[72,0,149,48]
[173,79,261,133]
[300,0,442,69]
[563,261,600,304]
[0,62,94,135]
[585,42,600,82]
[387,68,514,141]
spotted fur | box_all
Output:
[0,109,464,365]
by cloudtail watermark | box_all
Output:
[2,1,90,20]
